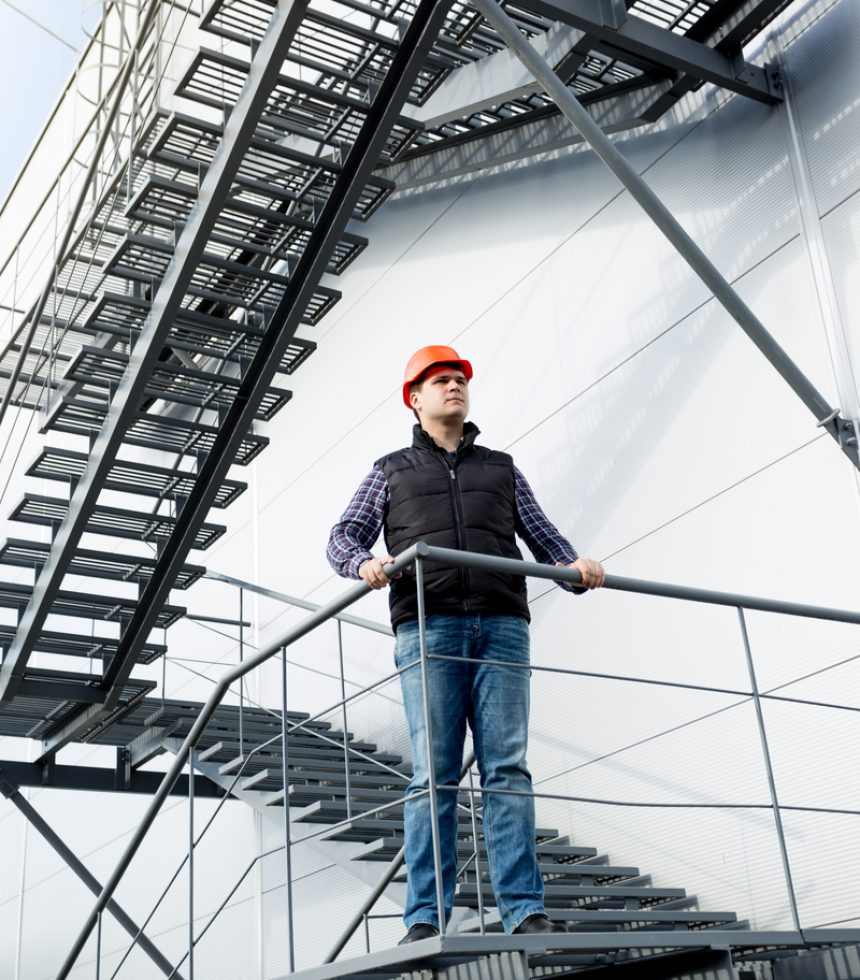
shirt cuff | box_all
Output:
[348,551,376,579]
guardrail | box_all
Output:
[61,542,860,977]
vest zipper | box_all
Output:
[443,455,471,610]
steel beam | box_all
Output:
[467,0,859,471]
[0,760,226,797]
[0,765,181,979]
[379,79,672,189]
[514,0,780,104]
[0,0,311,707]
[38,0,454,760]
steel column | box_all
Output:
[468,0,858,471]
[0,0,311,707]
[0,766,180,979]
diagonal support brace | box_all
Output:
[469,0,859,471]
[0,765,182,979]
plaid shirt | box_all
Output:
[327,459,579,590]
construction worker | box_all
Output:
[327,346,604,944]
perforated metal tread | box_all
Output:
[44,400,269,465]
[60,344,291,422]
[0,625,166,663]
[0,538,205,589]
[26,447,246,509]
[126,172,368,276]
[10,493,225,551]
[0,671,155,741]
[80,291,317,373]
[0,580,184,628]
[140,109,393,225]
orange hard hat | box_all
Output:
[402,346,473,408]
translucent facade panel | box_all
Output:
[785,0,860,219]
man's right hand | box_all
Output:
[359,555,400,589]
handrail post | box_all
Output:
[239,587,245,760]
[96,912,103,980]
[467,766,486,935]
[737,607,802,934]
[188,754,195,980]
[337,620,353,820]
[280,646,296,973]
[415,556,447,934]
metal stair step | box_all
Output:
[4,670,156,741]
[27,447,246,509]
[9,493,225,551]
[457,908,742,933]
[125,172,368,276]
[80,291,317,375]
[0,538,205,589]
[44,400,269,465]
[0,580,184,628]
[349,836,598,863]
[140,109,391,226]
[0,624,166,664]
[456,881,688,908]
[60,344,292,423]
[146,702,328,733]
[101,232,340,319]
[320,817,559,845]
[173,45,415,171]
[433,863,643,887]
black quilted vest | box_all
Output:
[376,423,530,629]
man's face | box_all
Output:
[410,364,470,424]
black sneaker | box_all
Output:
[398,923,440,945]
[513,913,567,935]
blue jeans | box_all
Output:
[394,614,544,934]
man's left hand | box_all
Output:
[556,557,605,589]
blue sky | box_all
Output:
[0,1,103,203]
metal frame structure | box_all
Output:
[0,0,847,779]
[0,0,857,974]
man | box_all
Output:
[327,345,604,944]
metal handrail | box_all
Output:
[204,568,393,636]
[60,542,860,977]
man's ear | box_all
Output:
[410,387,421,413]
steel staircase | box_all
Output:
[0,0,856,977]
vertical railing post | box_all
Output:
[280,647,296,972]
[239,587,245,760]
[415,557,446,934]
[467,766,485,935]
[188,755,195,980]
[336,620,353,820]
[737,607,802,933]
[363,913,370,953]
[95,911,102,980]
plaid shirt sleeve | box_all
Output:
[514,466,581,593]
[327,466,389,579]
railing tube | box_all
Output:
[281,646,296,973]
[337,621,353,821]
